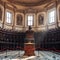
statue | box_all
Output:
[29,26,32,30]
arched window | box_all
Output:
[38,14,44,25]
[16,14,23,25]
[0,8,2,21]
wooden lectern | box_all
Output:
[24,26,35,56]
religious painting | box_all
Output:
[38,14,44,25]
[0,8,2,21]
[16,14,23,25]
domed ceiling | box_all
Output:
[8,0,53,6]
[1,0,58,12]
[2,0,53,6]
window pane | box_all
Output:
[6,12,12,24]
[28,16,30,20]
[28,21,31,26]
[48,10,55,24]
[7,12,9,17]
[31,16,33,20]
[27,15,34,26]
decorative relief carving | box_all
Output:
[16,14,23,25]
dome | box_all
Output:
[1,0,54,7]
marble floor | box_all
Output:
[0,50,60,60]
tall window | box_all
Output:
[27,15,34,26]
[48,9,56,24]
[6,11,12,24]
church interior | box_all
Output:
[0,0,60,60]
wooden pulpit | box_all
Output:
[24,26,35,56]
